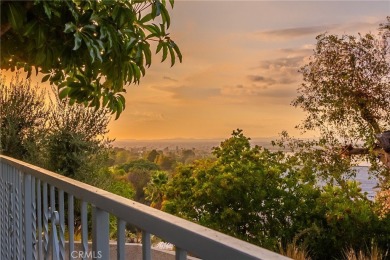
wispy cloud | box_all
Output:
[279,46,314,55]
[163,76,178,82]
[247,75,276,85]
[258,55,306,70]
[153,85,221,100]
[253,20,384,41]
[247,54,306,88]
[128,111,165,122]
[255,25,333,39]
[221,84,297,100]
[337,20,384,34]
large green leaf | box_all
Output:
[59,87,71,99]
[23,21,37,37]
[6,2,24,31]
[41,74,51,83]
[64,22,76,33]
[142,42,152,67]
[73,32,82,50]
[140,13,153,24]
[171,41,182,62]
[161,44,168,62]
[168,45,175,66]
[156,41,163,54]
[160,5,170,28]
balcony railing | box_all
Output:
[0,155,290,260]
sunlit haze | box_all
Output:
[108,1,389,140]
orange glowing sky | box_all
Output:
[3,1,390,140]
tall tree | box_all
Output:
[0,72,134,200]
[292,17,390,172]
[0,73,47,160]
[144,170,169,209]
[0,0,181,117]
[162,129,320,249]
[159,130,390,259]
[45,96,111,177]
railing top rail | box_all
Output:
[0,155,290,260]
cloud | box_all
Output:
[337,20,384,34]
[253,20,384,41]
[174,86,220,100]
[260,88,297,99]
[256,25,333,39]
[258,55,306,70]
[221,83,297,98]
[279,47,314,56]
[128,111,165,122]
[248,75,265,82]
[247,75,276,85]
[153,85,221,100]
[220,49,308,101]
[221,84,266,96]
[163,76,178,82]
[246,55,306,87]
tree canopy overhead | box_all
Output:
[0,0,181,118]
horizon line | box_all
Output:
[112,136,283,142]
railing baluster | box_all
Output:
[37,179,43,260]
[18,170,24,260]
[10,165,15,260]
[59,190,65,260]
[68,194,75,260]
[31,176,37,260]
[11,165,15,259]
[92,206,109,260]
[0,162,4,259]
[9,164,17,259]
[50,185,60,259]
[20,166,24,259]
[15,167,22,260]
[81,200,88,260]
[175,247,187,260]
[117,218,126,260]
[24,174,33,259]
[42,182,49,258]
[142,231,151,260]
[16,168,23,260]
[50,185,56,211]
[5,164,10,260]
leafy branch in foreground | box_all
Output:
[1,0,182,118]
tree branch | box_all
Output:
[341,143,390,169]
[341,145,369,156]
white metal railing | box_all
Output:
[0,155,290,260]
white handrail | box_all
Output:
[0,155,290,260]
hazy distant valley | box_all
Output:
[113,137,278,154]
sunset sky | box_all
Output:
[107,1,389,140]
[3,1,388,140]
